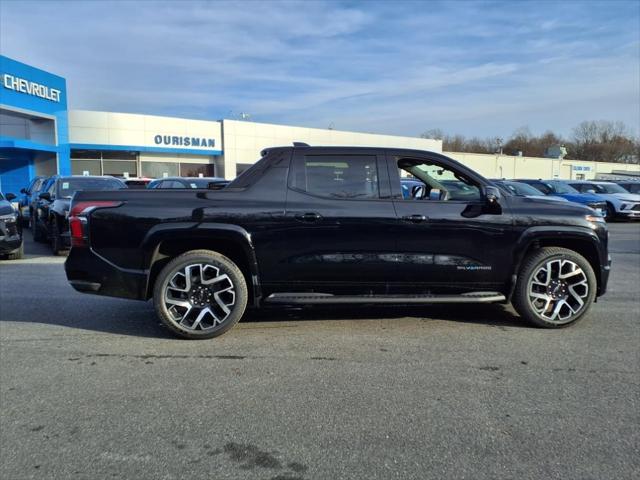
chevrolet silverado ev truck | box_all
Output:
[65,145,610,339]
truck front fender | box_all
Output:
[509,225,607,299]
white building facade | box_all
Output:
[67,111,443,180]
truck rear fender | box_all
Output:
[142,223,262,305]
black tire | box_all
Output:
[51,220,64,255]
[604,203,615,222]
[6,242,24,260]
[512,247,596,328]
[31,216,45,242]
[153,250,248,339]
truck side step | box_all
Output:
[264,292,506,305]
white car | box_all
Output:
[567,180,640,220]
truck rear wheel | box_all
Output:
[512,247,596,328]
[153,250,248,339]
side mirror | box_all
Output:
[484,185,501,205]
[20,188,26,194]
[38,192,51,201]
[5,193,16,201]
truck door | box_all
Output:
[388,152,515,292]
[275,148,397,294]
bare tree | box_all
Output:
[420,121,639,163]
[571,121,638,163]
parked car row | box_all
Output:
[401,176,640,221]
[5,174,230,259]
[491,178,639,221]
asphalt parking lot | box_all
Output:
[1,224,639,480]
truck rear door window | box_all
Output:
[291,155,379,199]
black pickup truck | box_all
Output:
[65,145,610,339]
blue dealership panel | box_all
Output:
[0,55,69,195]
[0,56,67,114]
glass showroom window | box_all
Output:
[141,161,179,178]
[71,150,139,177]
[102,160,137,177]
[71,150,101,175]
[71,159,101,176]
[179,163,215,177]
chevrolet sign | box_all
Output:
[2,73,61,102]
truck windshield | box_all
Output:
[58,178,124,197]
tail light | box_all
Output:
[69,201,122,247]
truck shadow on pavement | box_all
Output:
[0,297,527,339]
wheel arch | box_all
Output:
[510,227,605,299]
[142,223,262,305]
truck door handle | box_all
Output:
[402,214,428,223]
[295,212,322,222]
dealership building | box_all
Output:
[1,55,638,194]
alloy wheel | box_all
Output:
[527,258,589,324]
[163,263,236,331]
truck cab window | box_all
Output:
[291,155,379,199]
[397,159,480,201]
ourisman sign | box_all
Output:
[154,135,216,148]
[2,73,61,102]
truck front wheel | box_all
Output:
[512,247,597,328]
[153,250,248,339]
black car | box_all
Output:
[615,180,640,194]
[66,145,610,339]
[18,175,46,227]
[27,176,53,230]
[0,192,23,260]
[147,176,229,190]
[32,175,126,255]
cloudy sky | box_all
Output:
[1,0,638,138]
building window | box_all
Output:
[71,150,139,177]
[141,161,179,178]
[179,163,215,177]
[71,159,101,176]
[102,160,138,177]
[71,149,101,159]
[102,150,137,160]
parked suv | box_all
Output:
[565,180,640,220]
[32,175,125,254]
[0,192,23,260]
[66,146,610,339]
[516,179,607,217]
[28,176,53,231]
[615,180,640,194]
[18,176,46,227]
[491,180,569,202]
